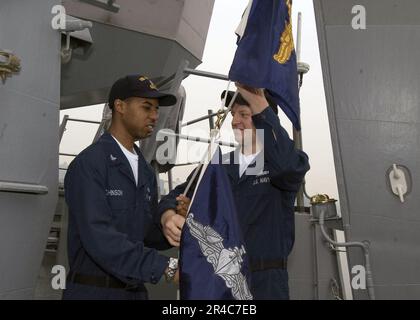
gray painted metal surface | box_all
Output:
[60,22,201,109]
[289,213,342,300]
[0,0,61,299]
[61,0,214,109]
[314,0,420,299]
[63,0,214,59]
[34,189,68,300]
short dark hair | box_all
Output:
[220,90,278,115]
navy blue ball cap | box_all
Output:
[108,74,177,108]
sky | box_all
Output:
[59,0,339,201]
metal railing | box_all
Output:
[0,181,48,195]
[59,115,101,144]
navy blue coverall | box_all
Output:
[158,107,310,299]
[63,132,171,300]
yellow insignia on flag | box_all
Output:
[273,0,294,64]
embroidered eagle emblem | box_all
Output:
[185,214,253,300]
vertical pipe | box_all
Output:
[293,128,304,211]
[153,162,161,200]
[208,109,215,129]
[168,169,173,193]
[59,115,69,143]
[296,12,302,63]
[312,222,320,300]
[318,207,375,300]
[294,12,304,212]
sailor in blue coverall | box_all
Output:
[159,85,310,299]
[63,75,180,300]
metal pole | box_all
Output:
[294,12,305,212]
[168,169,173,192]
[67,118,101,125]
[293,130,303,150]
[208,109,215,129]
[59,115,69,143]
[59,152,78,157]
[312,222,320,300]
[180,111,222,127]
[153,161,161,200]
[157,65,229,91]
[296,12,302,63]
[184,68,229,81]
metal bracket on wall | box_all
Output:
[60,17,93,64]
[0,50,21,82]
[388,163,410,203]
